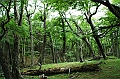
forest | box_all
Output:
[0,0,120,79]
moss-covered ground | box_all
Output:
[1,58,120,79]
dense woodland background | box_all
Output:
[0,0,120,79]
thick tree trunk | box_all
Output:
[0,47,13,79]
[22,62,101,76]
[12,35,22,79]
[12,0,24,78]
[90,23,106,59]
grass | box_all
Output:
[47,59,120,79]
[0,77,4,79]
[0,59,120,79]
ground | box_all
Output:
[0,58,120,79]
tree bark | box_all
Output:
[12,35,22,79]
[61,18,66,62]
[64,18,95,58]
[0,1,13,79]
[79,42,84,62]
[11,0,24,79]
[73,20,95,58]
[84,5,106,59]
[27,13,34,66]
[48,32,55,63]
[0,47,13,79]
[25,0,37,66]
[91,0,120,19]
[39,4,47,65]
[21,38,26,67]
[22,62,101,76]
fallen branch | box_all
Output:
[21,62,101,76]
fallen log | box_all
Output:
[21,62,101,76]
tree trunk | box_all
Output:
[27,15,34,66]
[82,38,95,58]
[21,38,26,67]
[11,0,24,78]
[73,20,95,58]
[48,32,55,63]
[90,23,106,59]
[40,4,47,64]
[85,10,106,59]
[64,18,95,59]
[79,42,84,62]
[91,0,120,19]
[0,47,13,79]
[61,18,66,62]
[22,62,101,76]
[117,28,120,58]
[12,35,22,79]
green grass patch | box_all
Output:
[3,59,120,79]
[0,76,4,79]
[47,59,120,79]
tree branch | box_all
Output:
[0,2,8,10]
[91,0,120,19]
[90,4,101,20]
[0,0,12,40]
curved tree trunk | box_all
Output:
[91,0,120,19]
[73,20,95,58]
[84,5,106,59]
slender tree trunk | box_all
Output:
[91,0,120,19]
[85,9,106,59]
[64,18,95,58]
[25,0,37,66]
[73,20,95,58]
[21,38,26,67]
[118,28,120,58]
[48,32,55,63]
[27,15,34,66]
[79,43,84,62]
[40,4,47,64]
[82,38,95,57]
[61,18,66,62]
[90,23,106,59]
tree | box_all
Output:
[12,0,24,79]
[0,0,13,79]
[25,0,37,66]
[84,4,106,59]
[91,0,120,19]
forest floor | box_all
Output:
[0,58,120,79]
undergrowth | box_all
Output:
[0,59,120,79]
